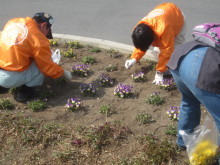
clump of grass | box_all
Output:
[99,105,114,117]
[90,47,102,53]
[62,48,77,58]
[136,113,155,125]
[65,41,83,49]
[105,64,118,72]
[27,100,46,112]
[0,98,14,110]
[165,124,177,136]
[82,56,96,64]
[147,92,164,105]
[136,134,180,164]
[77,122,131,150]
[107,49,122,58]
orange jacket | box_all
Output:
[131,3,184,72]
[0,17,64,78]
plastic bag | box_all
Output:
[179,114,219,165]
[51,49,61,64]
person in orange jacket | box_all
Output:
[125,3,187,85]
[0,12,72,102]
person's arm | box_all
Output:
[125,48,146,69]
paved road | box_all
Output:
[1,0,220,45]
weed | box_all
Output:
[136,134,180,164]
[49,39,58,46]
[61,48,77,58]
[165,124,177,136]
[107,49,122,58]
[78,122,131,150]
[147,92,164,105]
[136,113,155,125]
[82,56,96,64]
[27,100,46,112]
[0,98,14,110]
[65,41,83,49]
[105,64,118,72]
[99,105,114,116]
[90,47,102,53]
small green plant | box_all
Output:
[55,78,67,86]
[65,41,83,49]
[90,47,101,53]
[105,64,118,72]
[107,49,121,58]
[49,39,58,46]
[165,124,177,136]
[0,98,14,110]
[136,113,155,125]
[147,92,164,105]
[62,48,77,58]
[9,88,17,95]
[27,100,46,112]
[82,56,96,64]
[99,105,114,116]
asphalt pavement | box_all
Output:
[1,0,220,46]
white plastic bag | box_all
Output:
[179,114,219,165]
[51,49,61,64]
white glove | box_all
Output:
[125,59,136,69]
[152,47,160,59]
[63,70,73,80]
[152,71,163,85]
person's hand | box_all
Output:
[63,70,73,80]
[152,71,163,85]
[125,59,136,69]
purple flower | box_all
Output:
[79,83,97,96]
[65,98,82,111]
[166,106,180,120]
[98,73,114,87]
[114,84,134,98]
[71,64,90,77]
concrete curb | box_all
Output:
[53,33,157,62]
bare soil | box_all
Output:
[0,43,189,164]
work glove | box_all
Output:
[63,70,73,80]
[125,59,136,69]
[152,71,163,85]
[152,47,160,59]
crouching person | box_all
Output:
[0,12,72,102]
[167,40,220,151]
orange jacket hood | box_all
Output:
[0,17,64,78]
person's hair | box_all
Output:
[132,23,155,51]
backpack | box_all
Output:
[192,23,220,51]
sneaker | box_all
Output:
[0,86,8,94]
[14,85,40,103]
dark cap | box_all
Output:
[33,12,54,39]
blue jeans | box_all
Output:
[170,46,220,147]
[0,62,44,88]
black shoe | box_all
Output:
[0,86,8,94]
[14,85,40,103]
[176,145,186,151]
